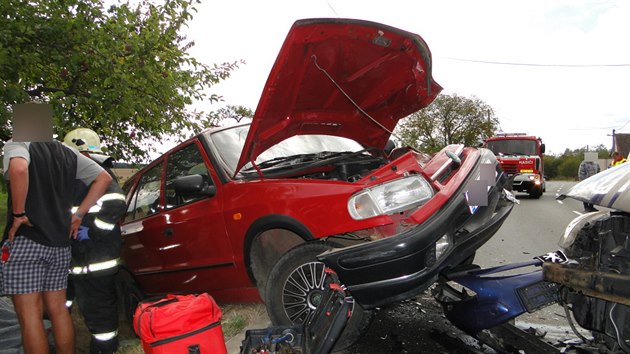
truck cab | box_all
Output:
[483,133,545,198]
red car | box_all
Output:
[119,18,514,349]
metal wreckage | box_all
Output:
[245,20,629,354]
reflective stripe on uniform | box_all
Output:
[70,192,126,215]
[93,329,118,341]
[99,193,126,202]
[66,300,73,308]
[72,204,101,214]
[94,218,116,230]
[70,258,119,275]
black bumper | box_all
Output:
[318,165,514,309]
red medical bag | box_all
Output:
[133,293,227,354]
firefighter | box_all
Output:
[610,151,627,167]
[63,128,127,354]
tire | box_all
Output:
[529,188,542,199]
[265,241,374,351]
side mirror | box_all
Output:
[540,144,546,154]
[384,140,396,156]
[173,174,216,197]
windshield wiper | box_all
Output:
[499,152,526,156]
[243,154,318,171]
[242,150,375,175]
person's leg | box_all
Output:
[43,244,74,354]
[43,289,74,354]
[75,274,119,354]
[4,237,50,354]
[12,292,49,354]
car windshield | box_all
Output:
[205,124,364,176]
[486,139,537,156]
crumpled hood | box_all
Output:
[235,18,442,173]
[559,161,630,212]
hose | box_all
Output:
[609,303,630,353]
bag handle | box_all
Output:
[145,297,179,309]
[135,295,180,339]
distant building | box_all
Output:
[614,133,630,158]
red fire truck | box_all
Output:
[483,133,546,198]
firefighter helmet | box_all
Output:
[63,128,103,153]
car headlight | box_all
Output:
[348,176,434,220]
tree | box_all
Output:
[396,93,499,153]
[0,0,241,161]
[544,144,610,180]
[205,104,253,127]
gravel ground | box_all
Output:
[340,292,495,354]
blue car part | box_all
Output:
[437,259,559,334]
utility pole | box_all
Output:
[611,129,616,156]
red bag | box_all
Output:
[133,293,227,354]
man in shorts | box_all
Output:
[1,140,112,354]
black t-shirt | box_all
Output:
[3,142,102,247]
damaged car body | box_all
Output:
[428,163,630,353]
[118,17,515,350]
[317,146,515,308]
[548,163,630,352]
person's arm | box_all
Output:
[69,170,112,238]
[7,157,33,241]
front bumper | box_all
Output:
[318,165,514,309]
[511,173,542,192]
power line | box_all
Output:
[568,127,618,131]
[441,57,630,67]
[327,1,339,17]
[616,118,630,131]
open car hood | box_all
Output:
[235,18,442,173]
[559,162,630,212]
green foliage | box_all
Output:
[0,0,241,161]
[0,191,6,231]
[396,93,499,153]
[557,155,581,180]
[543,155,560,179]
[204,104,253,127]
[544,144,609,180]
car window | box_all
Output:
[165,142,213,209]
[486,140,537,156]
[125,163,162,222]
[206,124,362,175]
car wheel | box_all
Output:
[529,188,542,199]
[265,241,374,351]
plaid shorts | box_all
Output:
[0,236,71,294]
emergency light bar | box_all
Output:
[495,132,528,136]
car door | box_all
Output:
[121,160,168,288]
[123,140,235,295]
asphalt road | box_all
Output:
[476,180,582,269]
[339,180,597,353]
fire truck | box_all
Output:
[483,133,546,198]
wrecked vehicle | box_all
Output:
[551,163,630,353]
[118,18,515,349]
[430,162,630,353]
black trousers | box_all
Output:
[68,271,119,354]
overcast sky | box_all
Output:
[184,0,630,155]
